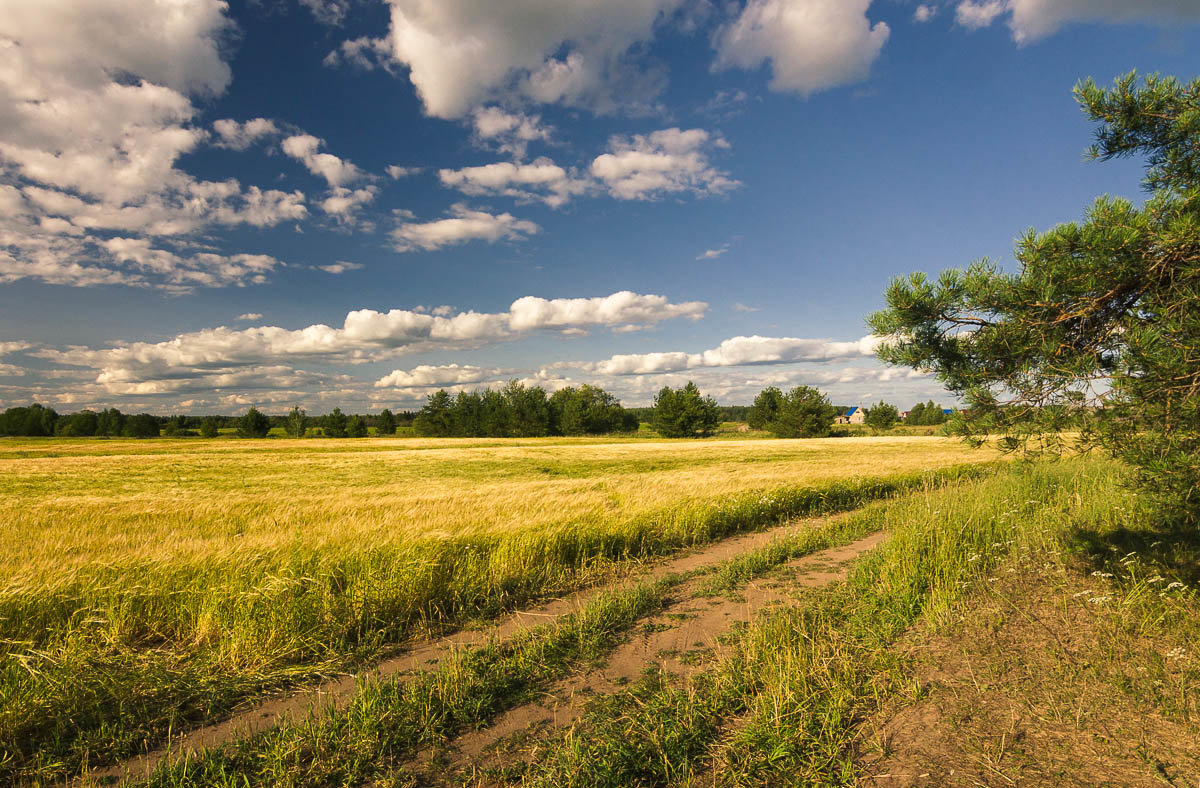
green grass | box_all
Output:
[117,483,933,788]
[510,457,1199,787]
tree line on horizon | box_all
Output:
[0,388,950,439]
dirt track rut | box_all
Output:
[83,513,859,783]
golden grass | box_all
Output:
[0,435,984,583]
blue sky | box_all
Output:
[1,0,1197,413]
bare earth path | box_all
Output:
[426,531,888,783]
[84,512,867,784]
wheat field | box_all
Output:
[0,434,990,782]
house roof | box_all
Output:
[846,406,859,415]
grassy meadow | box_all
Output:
[0,434,989,783]
[69,454,1200,787]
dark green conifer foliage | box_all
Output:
[236,407,270,438]
[376,408,397,435]
[346,414,368,438]
[323,407,349,438]
[869,72,1200,521]
[652,381,719,438]
[865,401,900,431]
[765,386,837,438]
[199,417,219,438]
[748,386,783,430]
[284,406,307,438]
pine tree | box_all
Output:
[870,72,1200,521]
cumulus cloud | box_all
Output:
[715,0,890,96]
[471,107,553,157]
[955,0,1007,29]
[39,291,707,395]
[324,35,393,70]
[386,165,422,179]
[914,4,937,22]
[375,363,505,388]
[315,261,364,274]
[212,118,280,150]
[0,341,33,355]
[953,0,1200,39]
[591,128,738,200]
[561,334,881,376]
[281,134,366,187]
[391,203,540,251]
[375,0,684,117]
[237,313,263,321]
[439,158,589,208]
[0,1,312,289]
[320,186,379,225]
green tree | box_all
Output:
[324,407,348,438]
[766,386,837,438]
[414,391,454,437]
[199,417,219,438]
[376,408,397,436]
[748,386,783,429]
[346,414,368,438]
[652,381,719,438]
[58,410,99,437]
[479,389,511,437]
[503,380,550,437]
[236,407,271,438]
[284,406,307,438]
[96,408,125,437]
[869,72,1200,520]
[865,401,900,431]
[123,413,160,438]
[550,384,632,436]
[0,404,59,436]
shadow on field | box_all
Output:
[1069,518,1200,587]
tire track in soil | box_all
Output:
[81,512,862,784]
[427,531,888,783]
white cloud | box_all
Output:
[715,0,890,96]
[0,1,312,289]
[212,118,280,150]
[562,334,881,376]
[955,0,1007,29]
[591,128,738,200]
[914,4,937,22]
[697,243,730,260]
[375,363,505,388]
[237,313,263,321]
[300,0,350,26]
[38,291,707,395]
[281,134,366,187]
[439,158,589,208]
[99,237,283,290]
[376,0,684,118]
[732,302,759,312]
[0,341,32,355]
[391,203,540,252]
[471,107,553,157]
[955,0,1200,40]
[316,261,364,274]
[320,186,379,225]
[386,165,422,179]
[324,36,393,70]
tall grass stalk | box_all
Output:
[1,461,990,783]
[518,458,1147,787]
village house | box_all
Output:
[834,406,866,425]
